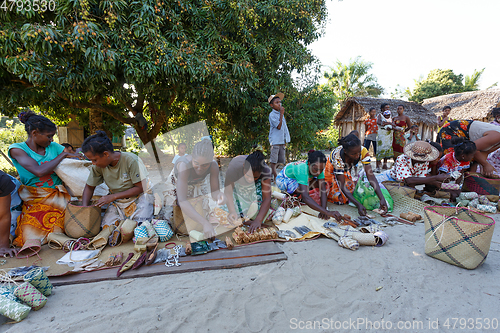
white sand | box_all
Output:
[3,215,499,332]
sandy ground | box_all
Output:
[2,214,499,333]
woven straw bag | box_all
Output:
[64,202,101,238]
[382,181,416,198]
[462,172,500,195]
[424,206,495,270]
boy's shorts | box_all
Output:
[269,144,286,164]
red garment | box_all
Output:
[392,119,407,154]
[438,152,470,174]
[364,118,378,135]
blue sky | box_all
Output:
[309,0,500,96]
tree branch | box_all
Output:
[57,93,135,125]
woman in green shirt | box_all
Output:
[276,151,341,220]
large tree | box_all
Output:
[0,0,328,149]
[323,56,383,106]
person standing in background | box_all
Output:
[268,93,290,180]
[364,107,379,172]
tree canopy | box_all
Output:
[0,0,328,153]
[408,68,492,103]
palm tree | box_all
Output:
[464,68,485,91]
[323,56,383,106]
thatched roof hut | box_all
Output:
[335,97,438,141]
[422,89,500,122]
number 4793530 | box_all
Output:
[0,0,56,12]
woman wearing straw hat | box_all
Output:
[376,141,449,189]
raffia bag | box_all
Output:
[382,181,416,198]
[424,206,495,270]
[64,201,101,238]
[462,172,500,196]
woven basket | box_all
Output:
[64,201,101,238]
[424,206,495,270]
[462,172,500,196]
[383,181,416,198]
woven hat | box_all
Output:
[268,93,284,104]
[404,141,439,162]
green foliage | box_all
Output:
[408,68,492,103]
[409,69,464,103]
[323,56,383,105]
[464,68,484,91]
[0,0,329,152]
[0,122,27,175]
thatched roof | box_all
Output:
[422,89,500,120]
[335,97,437,126]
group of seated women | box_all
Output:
[2,110,500,257]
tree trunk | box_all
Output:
[89,109,103,134]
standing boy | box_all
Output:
[268,93,290,180]
[364,107,379,171]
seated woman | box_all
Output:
[437,139,476,201]
[438,119,500,177]
[8,111,79,246]
[276,151,341,221]
[224,147,272,232]
[164,138,226,239]
[81,131,153,228]
[376,141,449,189]
[325,133,388,216]
[0,171,20,257]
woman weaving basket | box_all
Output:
[8,111,81,246]
[224,146,272,232]
[81,131,154,228]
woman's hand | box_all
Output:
[244,219,263,233]
[95,194,116,207]
[356,203,367,216]
[202,223,216,239]
[327,210,342,222]
[65,153,84,160]
[0,247,17,258]
[227,212,238,223]
[378,198,389,215]
[430,174,449,188]
[215,192,227,206]
[481,163,497,178]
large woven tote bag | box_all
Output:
[64,202,102,238]
[424,206,495,269]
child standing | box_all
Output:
[172,143,187,165]
[405,125,421,144]
[268,93,290,180]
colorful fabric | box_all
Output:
[438,152,470,174]
[13,185,70,247]
[276,167,299,194]
[392,119,407,156]
[364,118,378,135]
[101,189,154,227]
[327,170,354,204]
[233,179,263,217]
[283,161,324,186]
[376,128,393,160]
[437,120,474,154]
[87,152,149,194]
[330,146,370,176]
[8,142,65,188]
[437,116,455,133]
[390,154,430,182]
